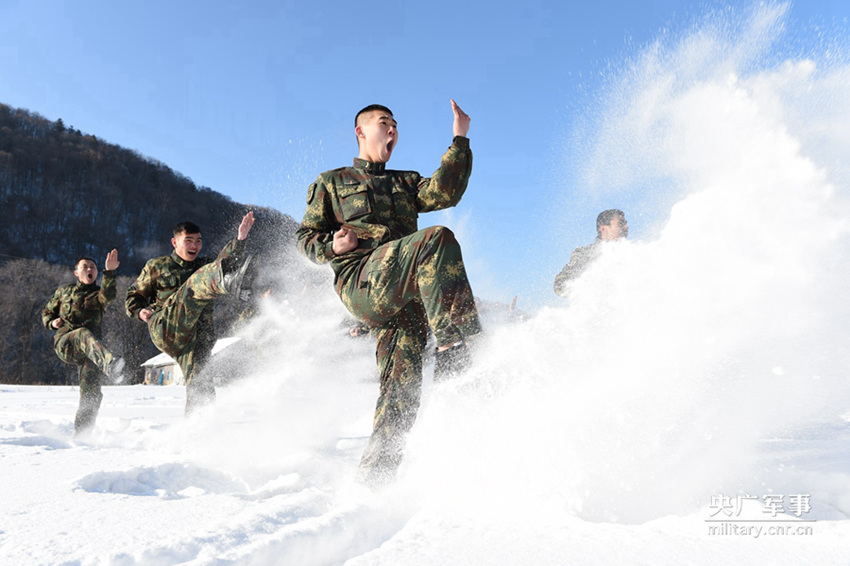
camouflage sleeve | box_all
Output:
[553,246,594,297]
[415,136,473,213]
[99,270,117,306]
[126,262,155,319]
[216,238,247,263]
[553,262,573,297]
[295,179,337,264]
[41,287,63,330]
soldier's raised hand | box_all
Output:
[238,211,255,241]
[451,99,470,138]
[104,249,120,271]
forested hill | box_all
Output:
[0,102,298,273]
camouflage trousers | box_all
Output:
[339,226,481,485]
[148,261,225,415]
[54,328,114,433]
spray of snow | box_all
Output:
[402,1,850,524]
[145,0,850,534]
[159,2,850,528]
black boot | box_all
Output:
[222,254,253,296]
[433,341,471,382]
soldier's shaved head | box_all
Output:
[354,105,399,159]
[74,257,96,270]
[173,221,201,237]
[596,209,628,240]
[355,104,393,127]
[73,257,98,285]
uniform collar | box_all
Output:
[353,158,386,175]
[170,251,197,267]
[75,281,97,291]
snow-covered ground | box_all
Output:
[5,3,850,564]
[2,352,850,564]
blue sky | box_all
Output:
[2,0,848,308]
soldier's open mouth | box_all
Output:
[386,140,394,152]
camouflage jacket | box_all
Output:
[296,136,472,286]
[125,239,245,319]
[42,271,117,339]
[554,240,601,297]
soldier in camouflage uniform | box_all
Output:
[554,209,629,297]
[126,212,254,414]
[296,100,481,486]
[42,250,123,435]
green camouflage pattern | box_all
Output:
[340,226,480,348]
[126,239,245,413]
[54,329,113,432]
[42,271,117,432]
[296,136,473,285]
[42,271,116,339]
[296,136,480,484]
[554,241,601,297]
[357,299,428,484]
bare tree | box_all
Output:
[102,275,158,384]
[0,259,71,384]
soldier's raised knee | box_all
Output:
[426,225,458,246]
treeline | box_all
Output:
[0,101,305,384]
[0,102,298,275]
